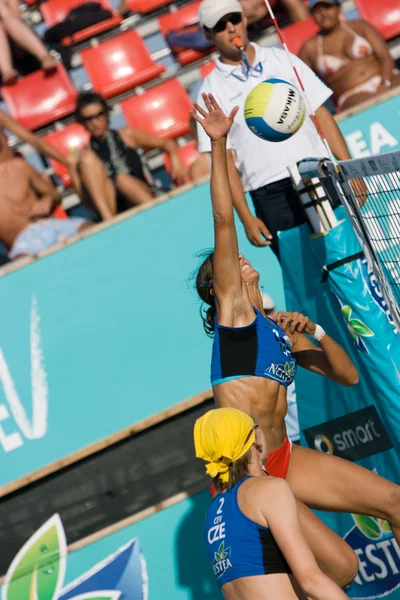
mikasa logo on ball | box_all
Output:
[277,87,296,124]
[244,78,305,142]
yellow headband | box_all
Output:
[194,408,256,483]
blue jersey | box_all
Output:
[211,308,297,387]
[205,477,291,587]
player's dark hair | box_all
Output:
[213,449,252,493]
[75,92,110,123]
[195,250,215,336]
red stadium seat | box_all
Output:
[281,18,320,56]
[355,0,400,40]
[158,1,213,65]
[2,66,78,130]
[127,0,172,14]
[80,30,165,99]
[200,60,216,79]
[121,79,192,139]
[164,140,200,184]
[40,0,122,46]
[43,124,90,187]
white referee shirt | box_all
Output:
[197,43,332,191]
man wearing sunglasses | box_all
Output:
[74,92,187,222]
[197,0,352,259]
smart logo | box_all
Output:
[344,513,400,598]
[303,407,393,461]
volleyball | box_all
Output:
[244,78,306,142]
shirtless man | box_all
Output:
[0,133,91,260]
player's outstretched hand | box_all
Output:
[191,93,239,142]
[276,311,316,335]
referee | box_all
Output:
[196,0,352,258]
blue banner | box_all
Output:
[0,183,284,488]
[280,207,400,599]
[338,94,400,158]
[60,538,147,600]
[0,493,219,600]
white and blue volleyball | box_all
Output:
[244,78,305,142]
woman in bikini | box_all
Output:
[195,407,348,600]
[191,92,400,588]
[299,0,400,112]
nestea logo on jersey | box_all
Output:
[213,541,232,580]
[345,514,400,599]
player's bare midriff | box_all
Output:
[222,573,307,600]
[213,377,288,452]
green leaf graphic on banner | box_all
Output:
[2,514,67,600]
[378,518,392,533]
[352,514,381,539]
[349,319,374,337]
[341,305,352,322]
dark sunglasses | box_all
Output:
[241,422,259,450]
[81,109,107,123]
[212,12,242,33]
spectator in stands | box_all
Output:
[298,0,400,112]
[0,107,70,166]
[0,0,57,84]
[74,92,187,221]
[241,0,309,25]
[0,132,91,260]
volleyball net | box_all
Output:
[290,149,400,330]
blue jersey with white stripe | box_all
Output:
[211,308,297,387]
[205,477,291,587]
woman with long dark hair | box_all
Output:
[191,92,400,588]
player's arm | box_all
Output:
[276,311,359,386]
[315,106,351,161]
[358,20,394,85]
[0,109,68,165]
[226,150,272,247]
[258,479,349,600]
[191,94,252,320]
[120,127,187,185]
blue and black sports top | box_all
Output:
[205,477,291,587]
[211,308,297,387]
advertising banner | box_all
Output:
[0,491,219,600]
[280,207,400,599]
[1,513,148,600]
[0,183,284,488]
[338,94,400,158]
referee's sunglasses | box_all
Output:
[210,12,243,33]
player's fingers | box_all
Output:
[202,93,213,113]
[209,94,221,111]
[192,103,207,118]
[293,316,307,333]
[189,109,202,124]
[259,222,273,241]
[230,105,239,120]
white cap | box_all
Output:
[198,0,243,29]
[262,293,275,311]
